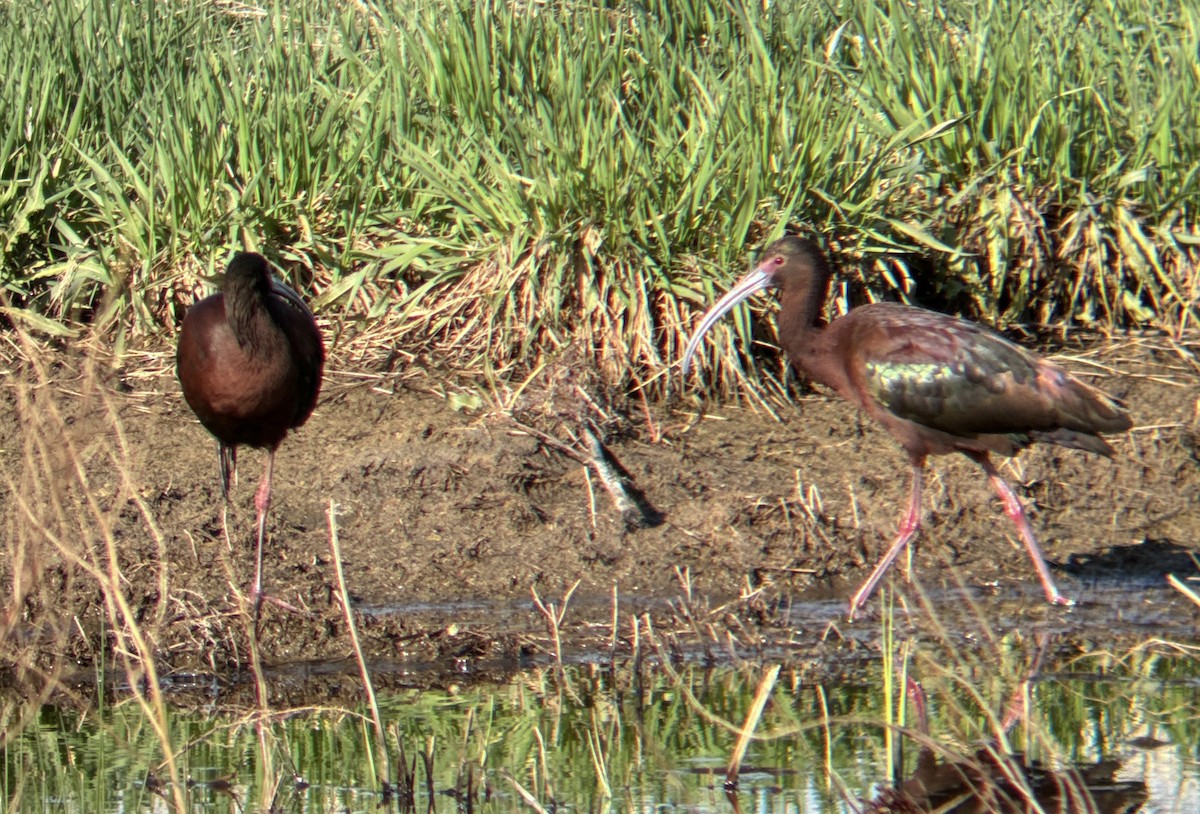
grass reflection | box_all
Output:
[2,640,1198,812]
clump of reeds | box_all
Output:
[0,0,1194,397]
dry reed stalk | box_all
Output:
[531,581,580,689]
[504,770,550,814]
[725,663,781,788]
[328,499,391,784]
[608,583,619,667]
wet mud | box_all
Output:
[2,337,1198,684]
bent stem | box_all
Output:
[726,664,781,788]
[329,499,390,786]
[532,580,581,690]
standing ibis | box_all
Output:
[176,252,324,613]
[681,236,1131,618]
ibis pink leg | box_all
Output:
[968,451,1071,607]
[848,457,925,619]
[251,450,275,612]
[248,450,309,618]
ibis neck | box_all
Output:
[776,277,830,372]
[225,276,278,354]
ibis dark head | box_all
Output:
[749,236,832,290]
[680,237,831,378]
[223,251,272,299]
[220,252,317,355]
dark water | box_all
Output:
[5,580,1200,813]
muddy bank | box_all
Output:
[1,338,1198,677]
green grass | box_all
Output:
[0,0,1196,390]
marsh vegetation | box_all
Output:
[1,0,1198,811]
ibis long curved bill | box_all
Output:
[679,265,775,378]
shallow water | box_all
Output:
[6,573,1200,812]
[6,606,1200,814]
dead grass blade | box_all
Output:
[725,663,781,788]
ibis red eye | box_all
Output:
[773,256,784,265]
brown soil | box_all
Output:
[2,336,1198,683]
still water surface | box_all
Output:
[5,583,1200,813]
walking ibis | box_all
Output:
[176,252,324,613]
[681,236,1131,618]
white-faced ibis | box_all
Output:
[681,236,1131,618]
[176,252,324,612]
